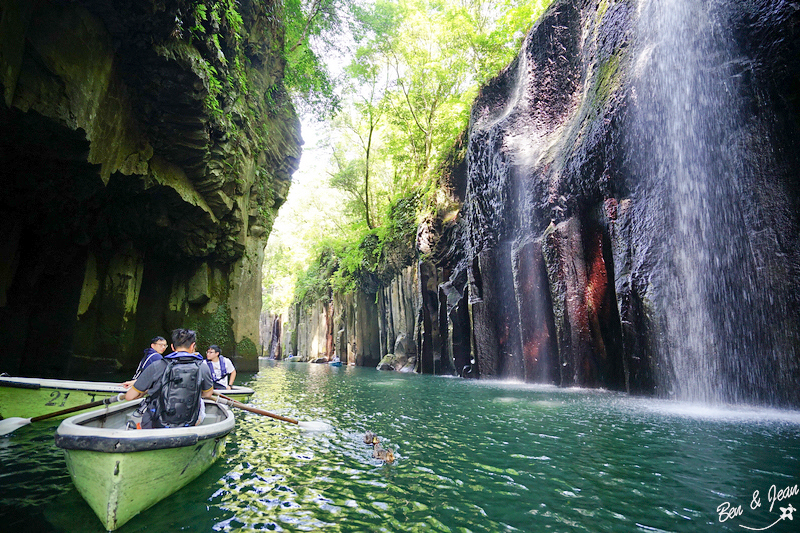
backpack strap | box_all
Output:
[163,351,203,360]
[132,350,160,380]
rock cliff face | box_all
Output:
[0,0,301,375]
[285,266,418,368]
[287,0,800,407]
[438,0,800,405]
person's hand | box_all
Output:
[226,385,232,390]
[122,380,134,389]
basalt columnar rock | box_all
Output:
[287,0,800,407]
[433,0,800,405]
[286,265,418,369]
[0,0,301,375]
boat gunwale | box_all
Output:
[208,384,256,396]
[0,376,255,396]
[0,376,125,393]
[55,400,235,454]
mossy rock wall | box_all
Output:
[0,0,301,376]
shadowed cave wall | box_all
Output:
[0,0,301,376]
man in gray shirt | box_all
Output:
[125,328,214,428]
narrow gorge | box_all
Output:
[283,0,800,407]
[2,0,799,408]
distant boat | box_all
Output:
[0,376,254,419]
[329,361,343,367]
[55,398,235,531]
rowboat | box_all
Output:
[55,398,235,531]
[0,375,254,419]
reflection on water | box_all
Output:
[1,361,799,532]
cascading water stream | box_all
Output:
[633,0,797,405]
[640,0,733,403]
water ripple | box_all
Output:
[2,365,800,532]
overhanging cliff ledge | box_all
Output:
[0,0,302,375]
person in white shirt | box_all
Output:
[205,344,236,390]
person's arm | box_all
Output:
[125,386,145,401]
[227,361,236,389]
[201,387,215,399]
[125,363,157,400]
[122,380,135,389]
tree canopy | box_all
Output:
[265,0,554,314]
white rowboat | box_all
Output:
[54,398,235,531]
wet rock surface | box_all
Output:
[0,0,301,375]
[434,0,800,404]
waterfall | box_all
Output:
[633,0,797,405]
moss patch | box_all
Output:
[237,336,258,358]
[594,52,621,108]
[188,301,234,351]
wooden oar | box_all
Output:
[214,394,331,431]
[0,394,124,436]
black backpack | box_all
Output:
[155,357,203,428]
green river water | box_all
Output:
[1,361,799,532]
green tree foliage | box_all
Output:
[262,240,296,312]
[383,0,474,181]
[328,54,388,229]
[261,153,348,314]
[342,0,553,185]
[281,0,350,116]
[465,0,554,86]
[291,189,424,306]
[265,0,554,313]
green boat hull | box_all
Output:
[1,377,254,420]
[64,436,227,530]
[55,399,235,530]
[0,378,121,419]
